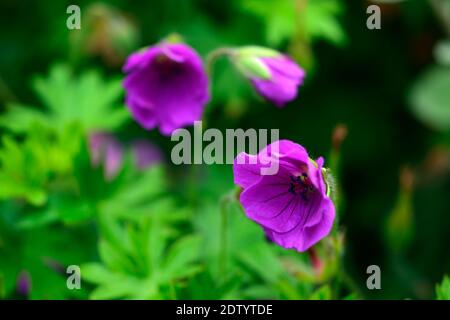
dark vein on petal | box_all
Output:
[262,190,289,203]
[300,194,320,228]
[270,196,295,219]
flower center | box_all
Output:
[155,54,183,77]
[288,173,314,201]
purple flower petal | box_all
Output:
[250,56,305,107]
[267,197,335,252]
[88,132,123,180]
[233,153,266,189]
[105,139,123,180]
[125,95,158,130]
[131,139,164,170]
[123,43,209,135]
[233,140,309,189]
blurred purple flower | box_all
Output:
[89,132,123,180]
[233,140,335,252]
[123,42,209,135]
[131,139,164,170]
[16,270,31,297]
[250,56,305,107]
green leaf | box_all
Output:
[409,65,450,131]
[241,0,346,46]
[98,239,135,274]
[16,209,59,229]
[83,214,200,299]
[309,285,332,300]
[436,275,450,300]
[97,212,133,265]
[0,104,50,133]
[80,263,122,285]
[0,122,83,207]
[1,64,129,134]
[57,199,94,224]
[241,0,296,46]
[305,0,347,46]
[89,277,142,300]
[161,235,201,280]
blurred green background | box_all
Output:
[0,0,449,300]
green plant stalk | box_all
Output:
[219,195,230,275]
[218,188,240,276]
[205,47,233,77]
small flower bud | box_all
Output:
[231,46,305,107]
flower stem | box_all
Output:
[203,48,233,123]
[205,47,233,78]
[328,124,348,231]
[307,248,323,276]
[219,194,230,275]
[218,188,239,275]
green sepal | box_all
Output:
[233,56,272,80]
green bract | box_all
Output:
[231,46,281,80]
[233,56,272,80]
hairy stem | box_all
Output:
[205,47,233,77]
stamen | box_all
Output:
[288,173,314,201]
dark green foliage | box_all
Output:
[0,0,448,300]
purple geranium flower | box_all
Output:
[131,139,164,170]
[88,132,123,180]
[233,140,335,252]
[123,42,210,135]
[232,46,305,107]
